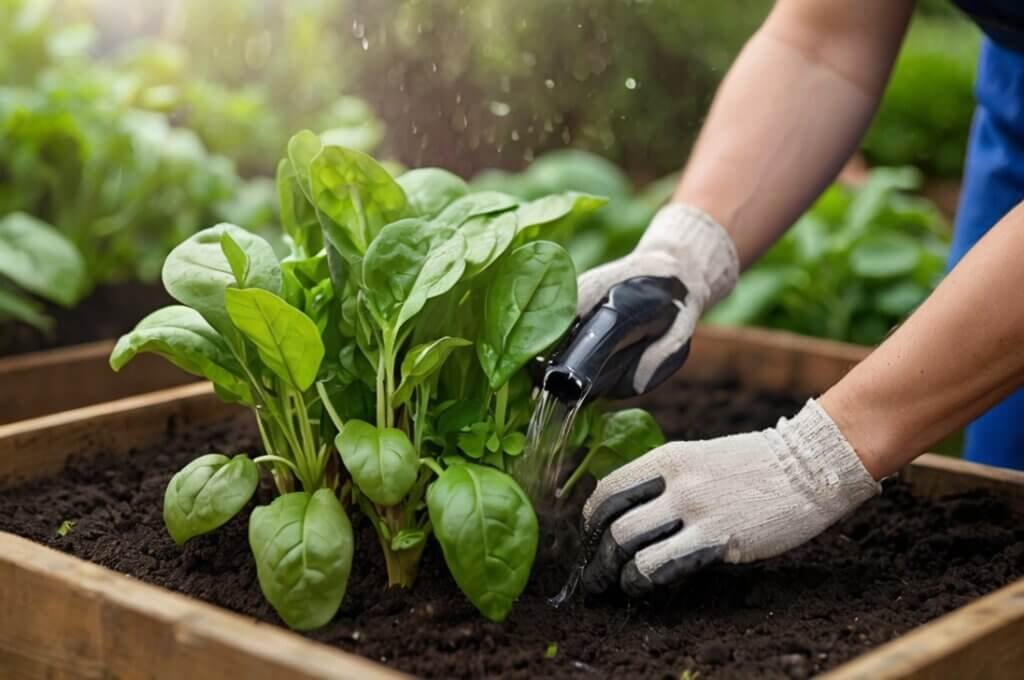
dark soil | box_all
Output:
[2,382,1023,679]
[0,282,171,357]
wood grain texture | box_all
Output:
[0,533,406,680]
[686,324,870,396]
[904,453,1024,511]
[0,339,196,425]
[0,382,240,485]
[0,325,1019,680]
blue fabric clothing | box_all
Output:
[948,38,1024,469]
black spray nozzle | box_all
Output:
[539,276,690,404]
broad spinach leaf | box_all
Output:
[0,212,87,307]
[162,224,281,332]
[110,305,252,403]
[164,453,258,546]
[310,145,407,254]
[586,409,666,478]
[249,489,354,631]
[224,288,324,391]
[396,167,469,218]
[335,420,419,506]
[477,241,576,389]
[427,463,538,622]
[362,219,467,336]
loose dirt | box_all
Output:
[2,382,1021,679]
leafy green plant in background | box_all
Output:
[0,0,247,334]
[113,41,384,175]
[0,213,87,332]
[474,149,676,272]
[112,133,664,629]
[862,17,981,178]
[708,168,950,346]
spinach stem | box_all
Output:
[494,383,508,434]
[316,381,345,433]
[253,455,300,474]
[420,457,444,478]
[559,446,599,498]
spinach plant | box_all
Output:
[112,132,664,629]
[473,149,677,272]
[0,212,87,332]
[708,167,950,345]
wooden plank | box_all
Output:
[0,533,406,680]
[0,325,1018,680]
[0,382,241,484]
[823,579,1024,680]
[0,340,195,425]
[903,453,1024,512]
[685,324,870,395]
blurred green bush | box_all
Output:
[0,0,273,331]
[862,16,981,179]
[708,168,951,345]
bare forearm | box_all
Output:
[674,0,913,267]
[822,202,1024,479]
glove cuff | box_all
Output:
[636,203,740,306]
[772,398,881,516]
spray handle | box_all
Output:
[542,276,689,403]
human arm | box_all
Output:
[576,0,915,393]
[581,201,1024,596]
[823,200,1024,479]
[674,0,915,266]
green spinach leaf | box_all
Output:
[162,224,281,332]
[427,463,538,622]
[478,241,576,389]
[164,453,258,546]
[249,489,354,631]
[110,305,252,403]
[396,167,469,218]
[0,212,87,307]
[225,288,324,391]
[335,420,419,506]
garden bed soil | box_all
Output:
[2,383,1022,679]
[0,282,171,357]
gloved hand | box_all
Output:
[576,203,739,394]
[580,399,880,596]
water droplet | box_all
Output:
[625,77,638,90]
[544,79,555,89]
[511,130,520,141]
[489,101,511,117]
[361,37,369,50]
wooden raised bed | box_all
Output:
[0,325,1021,679]
[0,340,195,426]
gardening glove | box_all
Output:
[576,203,739,394]
[580,399,880,597]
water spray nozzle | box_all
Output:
[539,276,690,403]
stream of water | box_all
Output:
[510,379,593,607]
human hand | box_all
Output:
[580,399,880,596]
[575,204,738,393]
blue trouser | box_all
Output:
[949,39,1024,469]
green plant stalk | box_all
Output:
[559,446,599,498]
[379,504,426,588]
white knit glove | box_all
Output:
[580,399,880,596]
[576,203,739,394]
